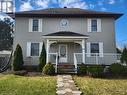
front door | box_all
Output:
[59,44,67,63]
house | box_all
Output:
[13,8,122,73]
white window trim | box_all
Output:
[29,18,43,32]
[26,42,43,57]
[87,18,101,32]
[86,42,103,57]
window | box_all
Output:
[60,19,69,27]
[32,19,39,31]
[91,43,99,53]
[31,43,39,56]
[91,19,97,32]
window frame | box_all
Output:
[90,43,99,53]
[30,43,40,56]
[32,19,39,32]
[91,19,97,32]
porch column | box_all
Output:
[82,39,85,63]
[46,39,49,63]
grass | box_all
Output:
[0,74,56,95]
[74,76,127,95]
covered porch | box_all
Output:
[43,31,121,73]
[43,31,89,73]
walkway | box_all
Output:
[56,75,82,95]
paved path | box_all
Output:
[56,75,82,95]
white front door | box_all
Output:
[59,44,67,63]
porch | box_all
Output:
[43,31,121,73]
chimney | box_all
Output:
[64,7,67,8]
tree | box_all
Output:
[13,44,24,71]
[0,18,14,51]
[116,48,121,54]
[39,43,46,71]
[120,47,127,65]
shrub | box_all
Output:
[13,70,27,76]
[87,65,105,77]
[123,66,127,75]
[77,63,87,75]
[13,44,24,71]
[39,43,46,72]
[120,47,127,65]
[109,63,124,75]
[43,62,55,75]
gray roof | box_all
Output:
[8,8,123,20]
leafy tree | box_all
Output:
[116,48,121,54]
[120,47,127,65]
[13,44,24,71]
[0,18,14,50]
[39,43,46,71]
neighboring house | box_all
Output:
[12,8,122,73]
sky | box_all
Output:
[1,0,127,48]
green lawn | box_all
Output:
[0,74,56,95]
[74,76,127,95]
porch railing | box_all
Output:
[48,53,58,73]
[74,53,121,64]
[74,53,83,73]
[85,53,121,65]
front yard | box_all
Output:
[0,74,56,95]
[74,76,127,95]
[0,74,127,95]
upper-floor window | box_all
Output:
[91,20,97,32]
[32,19,38,31]
[29,18,42,32]
[87,18,101,32]
[32,19,39,31]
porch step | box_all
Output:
[57,63,76,74]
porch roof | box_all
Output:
[43,31,88,36]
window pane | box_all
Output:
[31,43,39,56]
[91,20,97,31]
[91,43,99,53]
[32,19,38,31]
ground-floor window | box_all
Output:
[27,42,43,57]
[31,43,39,56]
[87,42,103,57]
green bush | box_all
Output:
[87,65,104,77]
[39,43,46,72]
[123,66,127,75]
[109,63,124,75]
[120,47,127,65]
[13,44,24,71]
[77,63,87,75]
[42,62,55,75]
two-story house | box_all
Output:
[13,8,122,73]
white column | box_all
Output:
[82,39,85,63]
[46,39,49,63]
